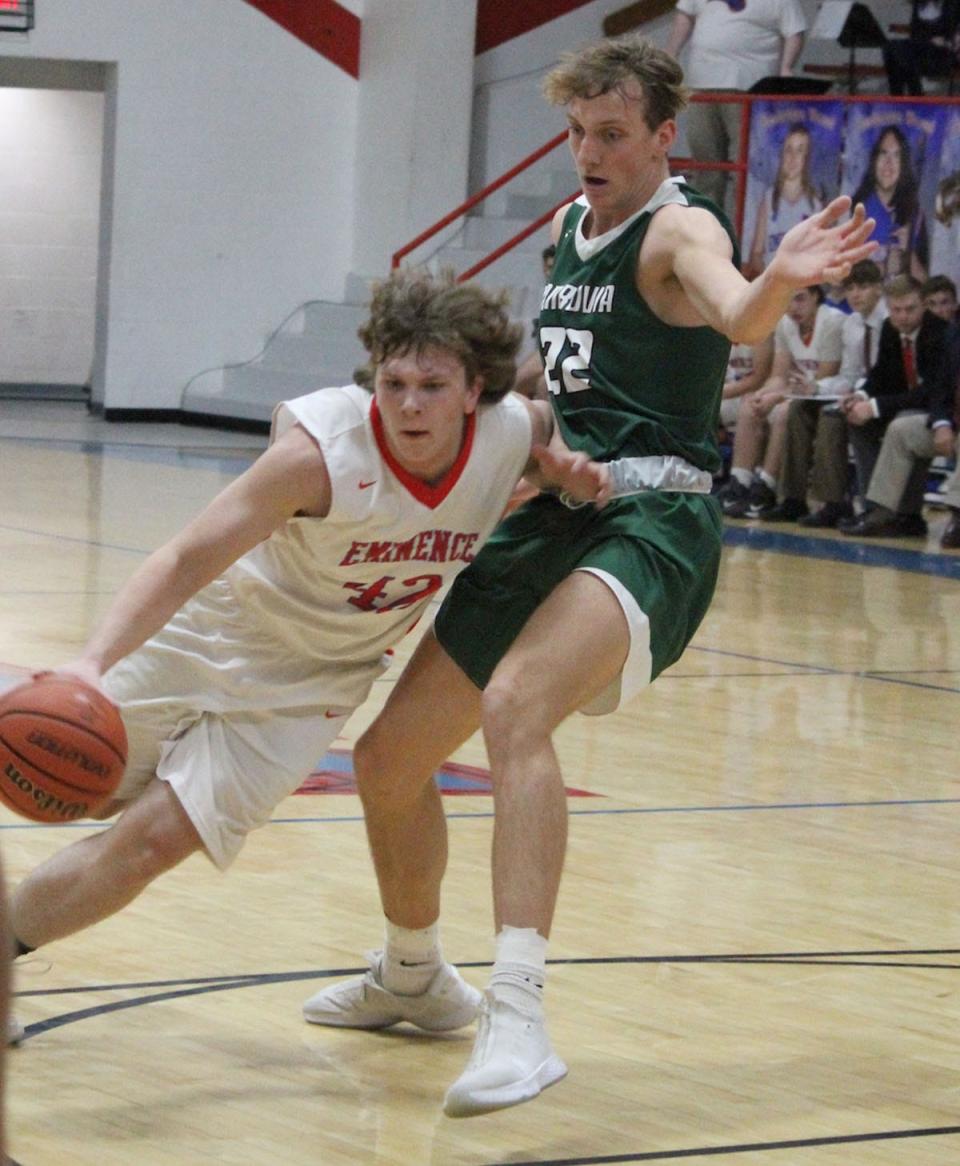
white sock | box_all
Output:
[381,919,442,996]
[731,467,752,488]
[758,469,777,491]
[489,925,548,1017]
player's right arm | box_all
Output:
[59,424,331,684]
[664,197,876,344]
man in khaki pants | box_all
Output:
[771,260,886,527]
[844,323,959,541]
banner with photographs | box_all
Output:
[742,100,844,278]
[742,99,960,289]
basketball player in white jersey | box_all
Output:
[7,272,594,1017]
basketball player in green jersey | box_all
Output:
[305,34,878,1117]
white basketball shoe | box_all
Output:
[302,951,481,1032]
[443,991,567,1117]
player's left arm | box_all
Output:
[664,196,877,345]
[515,397,613,504]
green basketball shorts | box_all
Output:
[433,490,722,714]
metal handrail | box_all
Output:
[390,92,755,281]
[390,131,567,269]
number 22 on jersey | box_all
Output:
[540,326,594,395]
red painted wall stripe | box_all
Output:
[475,0,596,54]
[243,0,360,79]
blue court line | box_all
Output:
[14,950,960,1166]
[481,1124,960,1166]
[0,434,259,476]
[16,947,960,1025]
[273,795,960,823]
[685,646,960,693]
[3,441,960,580]
[723,522,960,579]
[0,521,149,557]
[2,794,958,834]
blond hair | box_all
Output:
[543,33,688,129]
[355,269,523,402]
[884,274,922,300]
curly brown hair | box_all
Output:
[542,33,688,130]
[354,269,523,402]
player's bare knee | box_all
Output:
[112,804,202,885]
[481,673,541,742]
[353,726,431,805]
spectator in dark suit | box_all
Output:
[883,0,960,96]
[840,276,950,535]
[842,322,960,538]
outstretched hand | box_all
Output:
[768,196,878,287]
[34,658,105,692]
[529,444,612,507]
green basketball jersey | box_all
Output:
[538,178,739,474]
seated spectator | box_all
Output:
[883,0,960,96]
[839,275,951,533]
[769,260,887,525]
[921,273,959,323]
[823,280,853,315]
[841,320,959,538]
[717,286,843,518]
[719,335,775,429]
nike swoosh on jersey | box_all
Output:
[358,480,377,489]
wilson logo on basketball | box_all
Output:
[2,762,89,820]
[25,730,114,779]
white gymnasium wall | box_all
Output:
[0,0,360,410]
[0,84,103,386]
[351,0,477,279]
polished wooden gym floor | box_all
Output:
[1,400,959,1165]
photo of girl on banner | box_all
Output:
[931,107,960,289]
[742,100,843,277]
[841,103,946,283]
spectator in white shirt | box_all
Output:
[667,0,807,210]
[719,335,775,428]
[771,260,887,525]
[717,284,844,518]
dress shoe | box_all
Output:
[759,497,809,522]
[798,501,851,529]
[895,513,927,537]
[840,506,903,538]
[940,509,960,549]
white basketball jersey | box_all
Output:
[184,384,533,708]
[775,304,845,378]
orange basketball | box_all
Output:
[0,674,127,823]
